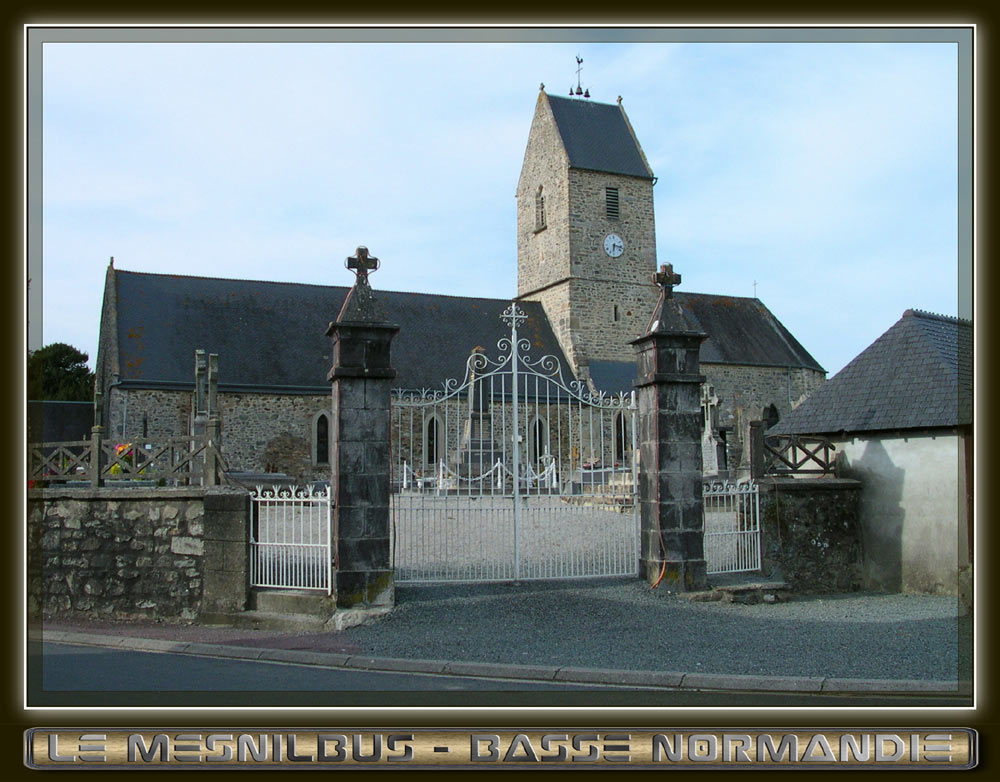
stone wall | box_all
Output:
[27,486,250,621]
[517,92,572,298]
[703,364,825,477]
[108,388,333,482]
[516,93,658,376]
[757,478,863,593]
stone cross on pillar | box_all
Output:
[327,245,399,608]
[631,263,709,591]
[346,246,380,285]
[338,247,381,322]
[652,263,682,298]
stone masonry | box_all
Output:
[327,247,399,608]
[517,91,658,374]
[27,486,250,621]
[632,266,708,590]
[757,477,863,592]
[106,387,333,483]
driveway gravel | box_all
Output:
[37,577,971,684]
[340,578,970,682]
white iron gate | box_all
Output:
[703,480,761,575]
[391,303,639,583]
[250,484,332,593]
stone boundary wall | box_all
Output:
[756,478,863,593]
[28,486,250,622]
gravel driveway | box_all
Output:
[341,578,970,682]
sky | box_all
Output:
[34,33,964,379]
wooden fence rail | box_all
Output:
[749,420,837,479]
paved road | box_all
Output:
[32,642,963,709]
[35,642,617,693]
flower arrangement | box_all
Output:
[110,442,133,475]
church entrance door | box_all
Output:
[391,303,639,584]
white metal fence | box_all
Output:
[703,480,761,575]
[250,484,332,593]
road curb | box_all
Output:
[34,630,965,695]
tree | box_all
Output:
[27,343,95,401]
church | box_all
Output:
[94,87,825,483]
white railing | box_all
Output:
[250,484,332,594]
[703,480,761,575]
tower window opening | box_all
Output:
[613,305,620,322]
[605,187,620,220]
[534,185,546,231]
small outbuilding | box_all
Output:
[769,309,972,598]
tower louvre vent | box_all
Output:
[605,187,620,220]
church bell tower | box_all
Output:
[516,86,659,377]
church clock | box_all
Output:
[603,233,624,258]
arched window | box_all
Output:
[315,412,330,465]
[424,416,442,467]
[614,411,629,462]
[530,417,548,464]
[763,404,780,430]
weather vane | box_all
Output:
[569,55,590,98]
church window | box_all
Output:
[530,417,548,464]
[605,187,620,220]
[534,185,546,231]
[315,413,330,465]
[424,416,442,467]
[614,411,629,462]
[717,430,729,473]
[763,404,780,430]
[613,304,620,322]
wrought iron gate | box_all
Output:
[703,480,761,575]
[391,303,639,583]
[250,484,333,593]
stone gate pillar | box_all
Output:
[631,264,708,591]
[326,247,399,608]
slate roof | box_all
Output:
[676,293,823,370]
[586,294,825,395]
[110,269,573,393]
[770,310,973,435]
[546,95,654,180]
[107,269,825,395]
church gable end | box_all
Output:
[517,91,572,298]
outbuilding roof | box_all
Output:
[546,94,654,180]
[770,309,972,435]
[106,268,824,395]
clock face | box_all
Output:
[603,233,624,258]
